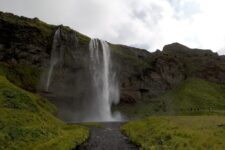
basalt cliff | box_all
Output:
[0,11,225,119]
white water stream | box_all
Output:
[89,39,122,121]
[45,28,61,91]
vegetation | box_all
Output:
[0,12,93,149]
[0,75,89,150]
[110,44,150,71]
[0,11,55,39]
[116,78,225,118]
[162,43,225,75]
[75,31,91,45]
[166,78,225,114]
[121,78,225,149]
[60,25,91,45]
[122,116,225,150]
[0,63,41,92]
[1,10,225,150]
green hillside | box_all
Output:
[122,116,225,150]
[117,78,225,118]
[166,78,225,114]
[0,72,88,149]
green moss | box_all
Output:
[0,63,40,92]
[122,116,225,150]
[117,78,225,118]
[113,101,166,119]
[0,11,55,39]
[75,31,91,45]
[163,78,225,114]
[110,44,150,71]
[0,75,89,150]
[33,125,88,150]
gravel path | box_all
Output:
[76,122,138,150]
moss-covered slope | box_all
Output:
[117,78,225,118]
[164,78,225,113]
[0,74,88,150]
[122,116,225,150]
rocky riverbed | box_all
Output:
[76,122,138,150]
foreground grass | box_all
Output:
[116,78,225,118]
[122,116,225,150]
[0,75,88,150]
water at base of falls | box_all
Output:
[88,39,122,122]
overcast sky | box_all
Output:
[0,0,225,54]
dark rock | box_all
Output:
[120,92,137,104]
[0,11,225,110]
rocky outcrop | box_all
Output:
[110,43,225,103]
[0,11,225,107]
[162,43,225,84]
[0,12,55,67]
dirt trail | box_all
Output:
[76,122,138,150]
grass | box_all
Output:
[110,44,150,71]
[0,11,92,51]
[168,78,225,113]
[0,75,89,150]
[116,78,225,118]
[113,102,166,119]
[0,11,55,39]
[75,31,91,45]
[0,63,41,92]
[122,116,225,150]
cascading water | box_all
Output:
[42,32,123,122]
[45,28,61,91]
[88,39,122,122]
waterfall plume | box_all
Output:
[42,32,122,122]
[88,39,122,122]
[45,28,61,91]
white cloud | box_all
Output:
[0,0,225,54]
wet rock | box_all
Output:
[0,11,225,107]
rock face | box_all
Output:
[0,12,53,66]
[0,11,225,110]
[111,43,225,103]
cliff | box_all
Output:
[0,12,90,149]
[0,11,225,118]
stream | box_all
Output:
[76,122,138,150]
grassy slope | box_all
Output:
[121,78,225,149]
[167,78,225,113]
[0,75,88,150]
[122,116,225,150]
[116,78,225,118]
[0,12,91,149]
[0,63,41,92]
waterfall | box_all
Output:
[89,39,122,122]
[43,34,123,122]
[45,28,61,91]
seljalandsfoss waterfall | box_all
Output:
[89,39,122,121]
[43,28,122,122]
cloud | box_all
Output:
[0,0,225,54]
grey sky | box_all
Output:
[0,0,224,54]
